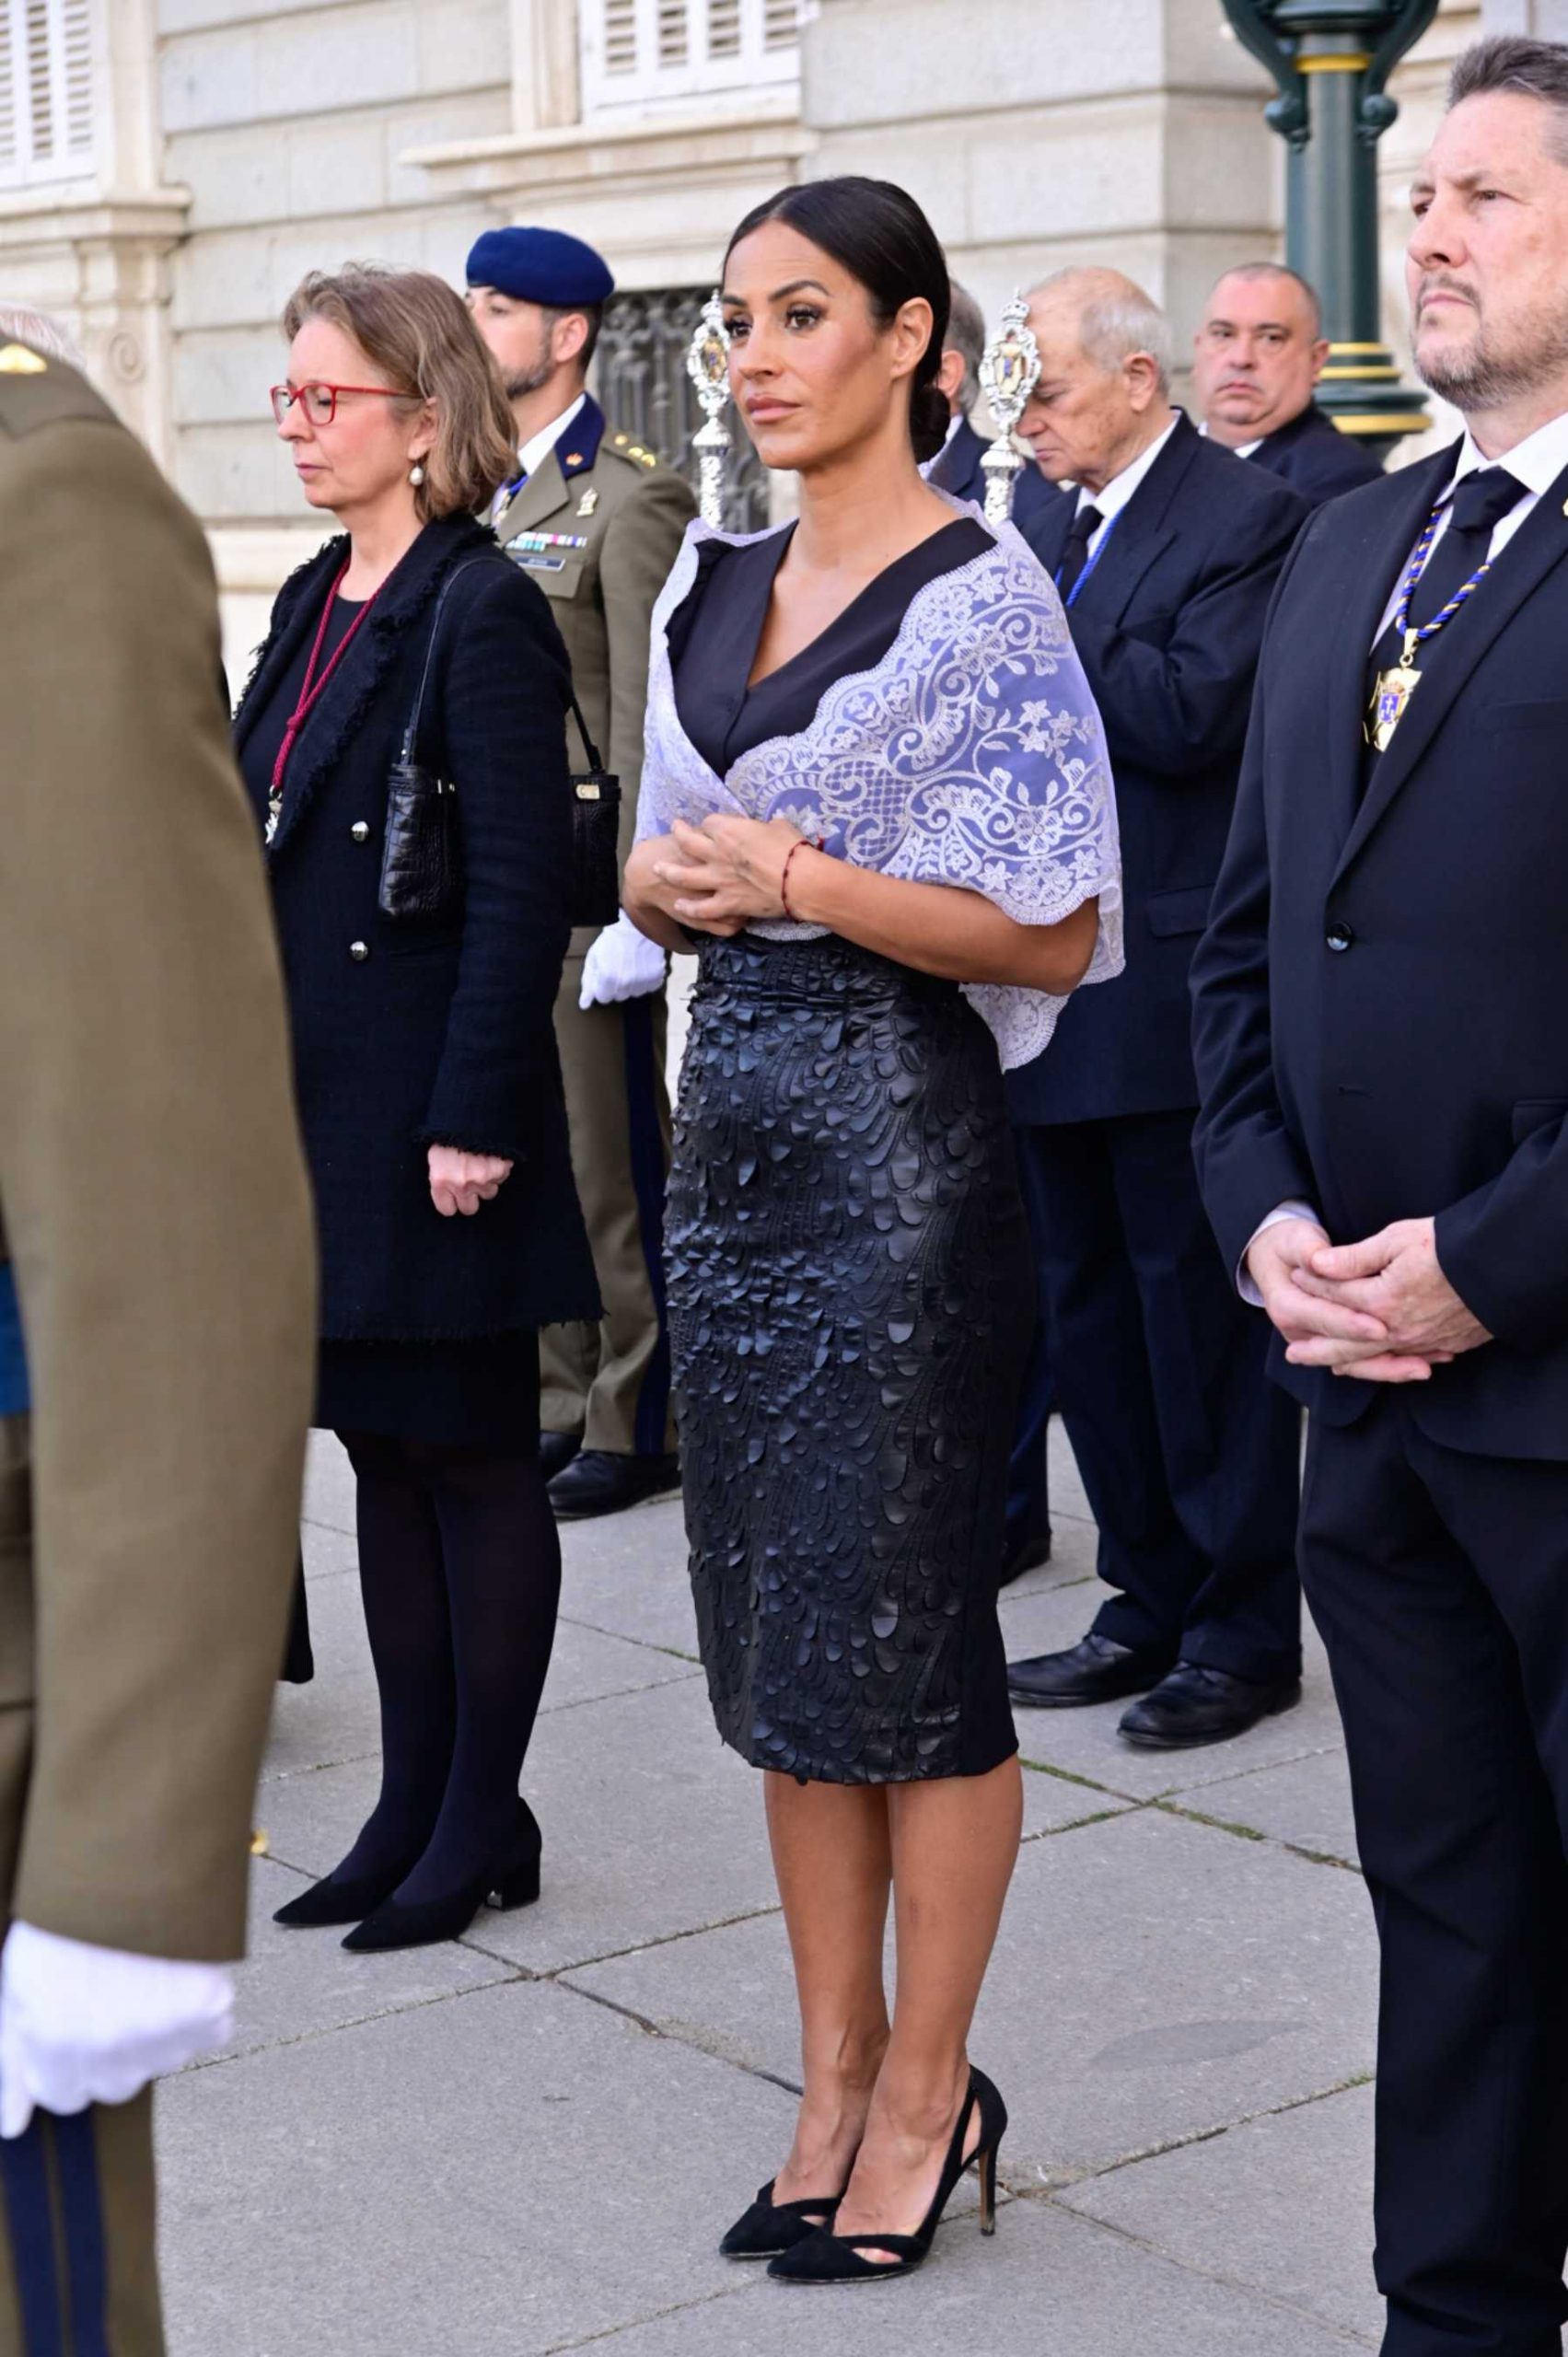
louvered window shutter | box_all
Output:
[0,0,96,188]
[580,0,799,114]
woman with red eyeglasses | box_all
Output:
[235,264,598,1950]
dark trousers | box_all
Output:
[1006,1129,1054,1552]
[1302,1398,1568,2355]
[1012,1110,1300,1679]
[0,2094,162,2353]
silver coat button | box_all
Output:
[349,940,369,962]
[351,821,370,843]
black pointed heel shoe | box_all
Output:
[341,1801,542,1954]
[273,1858,417,1931]
[767,2069,1007,2284]
[720,2177,850,2261]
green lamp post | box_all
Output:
[1220,0,1439,456]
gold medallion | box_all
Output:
[1365,628,1423,753]
[0,343,47,375]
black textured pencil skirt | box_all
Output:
[666,932,1032,1784]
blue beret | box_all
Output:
[466,227,614,308]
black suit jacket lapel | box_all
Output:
[1068,411,1195,624]
[1308,447,1452,856]
[1334,450,1568,880]
[1021,480,1073,579]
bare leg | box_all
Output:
[764,1772,893,2212]
[834,1754,1023,2258]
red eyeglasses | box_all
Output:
[270,381,414,426]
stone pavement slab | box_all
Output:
[1195,1744,1362,1869]
[1062,2079,1380,2344]
[1000,1576,1350,1801]
[229,1855,517,2061]
[157,1977,794,2357]
[556,1490,703,1658]
[570,1805,1378,2188]
[592,2196,1373,2357]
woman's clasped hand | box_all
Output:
[641,811,806,934]
[426,1144,514,1218]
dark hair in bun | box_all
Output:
[724,177,953,464]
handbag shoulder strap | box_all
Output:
[567,684,606,776]
[401,548,610,776]
[397,552,495,764]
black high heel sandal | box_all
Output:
[766,2068,1007,2284]
[720,2177,850,2261]
[341,1799,542,1953]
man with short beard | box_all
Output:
[1192,37,1568,2352]
[467,229,694,1519]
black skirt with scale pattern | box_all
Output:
[666,932,1031,1784]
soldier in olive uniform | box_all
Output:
[0,331,315,2351]
[468,228,696,1520]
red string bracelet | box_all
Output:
[780,837,822,921]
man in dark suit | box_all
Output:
[1004,268,1307,1747]
[1192,262,1384,506]
[926,279,1055,537]
[1191,36,1568,2350]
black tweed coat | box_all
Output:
[234,514,599,1341]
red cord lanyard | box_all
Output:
[265,560,379,842]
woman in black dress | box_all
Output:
[236,266,598,1951]
[625,184,1122,2280]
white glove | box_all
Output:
[578,911,668,1011]
[0,1922,235,2137]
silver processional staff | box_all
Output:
[685,293,732,528]
[978,291,1042,528]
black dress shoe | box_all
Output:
[548,1448,680,1520]
[720,2177,848,2261]
[1006,1631,1174,1708]
[999,1526,1052,1588]
[1118,1661,1303,1750]
[342,1803,542,1953]
[538,1429,582,1480]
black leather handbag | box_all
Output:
[566,698,621,931]
[379,553,623,930]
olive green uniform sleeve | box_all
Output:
[0,408,317,1961]
[597,465,696,866]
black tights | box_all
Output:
[334,1431,561,1904]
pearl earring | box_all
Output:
[410,461,425,486]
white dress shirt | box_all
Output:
[490,390,587,519]
[1076,412,1181,557]
[1240,403,1568,1301]
[1197,421,1263,459]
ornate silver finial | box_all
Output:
[685,292,732,528]
[978,291,1042,528]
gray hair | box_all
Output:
[1032,268,1173,395]
[1450,36,1568,162]
[944,280,986,414]
[1205,261,1323,341]
[0,302,87,370]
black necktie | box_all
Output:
[1055,502,1104,600]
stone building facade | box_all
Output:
[0,0,1548,665]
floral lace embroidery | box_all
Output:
[639,511,1123,1070]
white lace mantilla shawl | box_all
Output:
[638,507,1123,1070]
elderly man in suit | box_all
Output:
[1193,37,1568,2350]
[468,228,696,1523]
[0,331,314,2348]
[1004,269,1308,1748]
[1193,262,1384,507]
